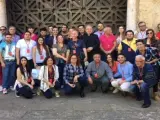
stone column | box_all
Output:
[0,0,7,27]
[126,0,137,31]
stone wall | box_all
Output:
[138,0,160,31]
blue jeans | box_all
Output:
[42,81,61,98]
[134,82,151,104]
[91,75,110,91]
[64,76,88,94]
[57,62,65,86]
[2,61,16,89]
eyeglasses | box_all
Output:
[139,25,146,27]
[0,29,6,31]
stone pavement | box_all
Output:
[0,90,160,120]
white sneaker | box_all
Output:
[10,86,15,91]
[2,88,8,94]
[15,90,20,97]
[55,91,60,98]
[0,86,2,92]
[113,89,119,94]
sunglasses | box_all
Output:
[0,29,6,31]
[147,32,153,35]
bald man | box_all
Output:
[99,26,117,61]
[83,25,100,62]
[131,55,157,108]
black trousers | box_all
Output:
[28,59,34,70]
[16,85,33,99]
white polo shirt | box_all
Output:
[16,39,36,60]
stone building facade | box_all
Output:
[0,0,160,32]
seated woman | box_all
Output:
[111,54,133,94]
[14,57,36,99]
[38,56,60,99]
[63,54,87,98]
[52,34,67,87]
[32,37,50,68]
[106,54,119,75]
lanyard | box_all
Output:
[7,43,12,52]
[120,64,126,79]
[40,46,43,55]
[95,63,100,73]
[138,67,143,79]
[140,31,146,39]
[25,40,30,49]
[58,44,65,53]
[127,40,132,47]
[73,41,78,49]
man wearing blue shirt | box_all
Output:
[0,33,16,94]
[111,54,133,93]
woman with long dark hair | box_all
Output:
[145,29,158,48]
[38,56,60,98]
[63,54,87,97]
[116,26,125,46]
[14,57,35,99]
[106,54,119,75]
[52,34,67,87]
[32,37,50,68]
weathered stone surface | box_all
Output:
[138,0,160,30]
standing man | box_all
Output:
[78,25,86,40]
[16,32,36,69]
[46,26,58,48]
[132,55,157,108]
[100,26,117,61]
[136,21,147,39]
[48,25,53,36]
[83,25,100,62]
[8,26,20,44]
[0,26,7,42]
[118,30,137,64]
[86,54,113,93]
[40,28,47,41]
[0,33,16,94]
[66,30,88,67]
[94,22,104,38]
[59,24,68,43]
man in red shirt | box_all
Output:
[156,23,160,40]
[100,26,117,61]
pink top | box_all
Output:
[21,33,38,41]
[100,34,116,51]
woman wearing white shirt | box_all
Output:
[32,37,50,68]
[38,56,60,98]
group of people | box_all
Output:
[0,21,160,108]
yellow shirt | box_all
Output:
[118,38,137,53]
